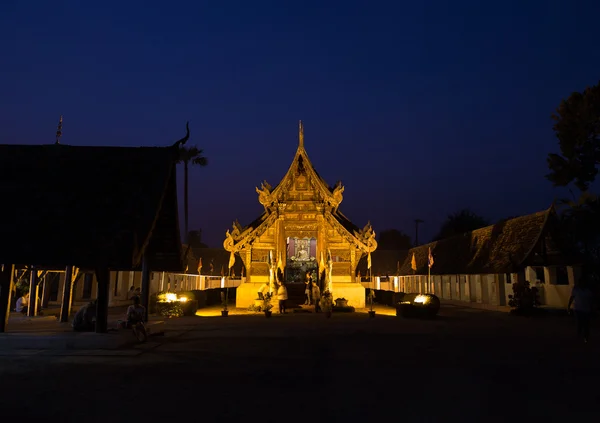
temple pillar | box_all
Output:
[109,271,120,305]
[141,256,151,322]
[95,267,110,333]
[91,275,98,301]
[60,266,74,323]
[40,273,48,309]
[27,267,38,317]
[120,271,131,300]
[74,273,84,302]
[0,264,15,333]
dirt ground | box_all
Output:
[0,305,597,422]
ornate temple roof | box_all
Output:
[0,143,183,271]
[224,122,376,253]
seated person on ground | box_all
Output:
[72,301,97,332]
[16,294,29,314]
[126,296,146,328]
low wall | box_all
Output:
[364,268,577,310]
[236,283,265,308]
[331,283,366,308]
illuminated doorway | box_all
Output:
[285,237,318,283]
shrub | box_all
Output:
[156,301,184,318]
[508,281,540,314]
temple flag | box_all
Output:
[228,251,235,269]
[220,265,225,277]
[319,251,325,271]
[197,257,202,274]
[428,248,434,268]
[185,263,188,273]
[268,250,273,267]
[277,251,284,273]
[411,253,417,271]
[367,252,372,270]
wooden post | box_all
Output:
[0,264,15,333]
[141,256,150,322]
[95,267,110,333]
[41,272,52,309]
[27,267,38,317]
[60,266,74,323]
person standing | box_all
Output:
[568,275,595,343]
[312,283,321,313]
[277,283,288,314]
[304,272,312,305]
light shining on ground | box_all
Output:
[195,306,398,317]
[195,309,228,317]
[360,307,397,316]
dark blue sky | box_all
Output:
[2,0,599,247]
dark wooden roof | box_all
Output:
[191,247,246,276]
[0,143,183,271]
[398,207,577,275]
[356,249,409,276]
[332,209,361,234]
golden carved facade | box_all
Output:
[224,121,377,284]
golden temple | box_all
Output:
[224,121,377,308]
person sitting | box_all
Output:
[72,301,97,332]
[16,293,29,314]
[257,282,269,300]
[126,296,146,328]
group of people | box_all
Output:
[304,273,321,312]
[72,295,146,332]
[256,271,323,314]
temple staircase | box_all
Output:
[284,283,307,310]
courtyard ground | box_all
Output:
[0,304,598,422]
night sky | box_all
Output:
[2,0,599,247]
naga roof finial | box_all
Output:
[298,120,304,148]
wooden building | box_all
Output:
[0,135,185,332]
[356,206,582,308]
[224,122,377,308]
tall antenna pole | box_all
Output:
[414,219,424,246]
[55,115,63,144]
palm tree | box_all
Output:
[178,145,208,243]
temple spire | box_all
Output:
[298,120,304,148]
[55,115,63,145]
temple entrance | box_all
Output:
[285,237,318,283]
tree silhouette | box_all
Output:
[433,209,489,241]
[558,192,600,262]
[178,146,208,243]
[378,229,412,250]
[546,81,600,191]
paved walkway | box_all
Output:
[0,304,597,421]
